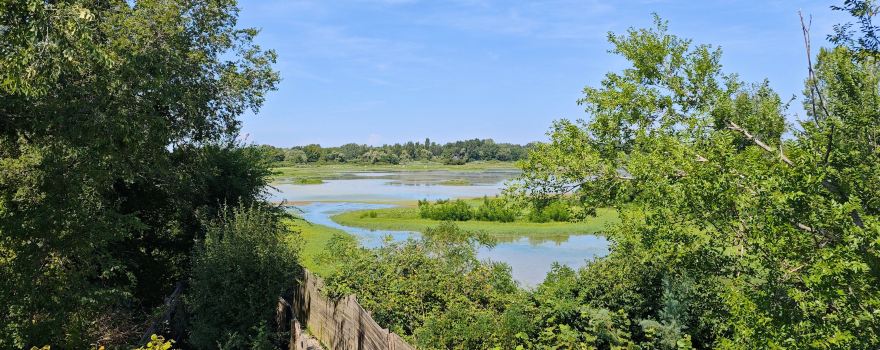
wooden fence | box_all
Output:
[278,270,416,350]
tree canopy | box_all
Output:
[0,0,279,347]
[515,14,880,348]
[259,138,532,165]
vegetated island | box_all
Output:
[330,200,619,238]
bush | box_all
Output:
[528,201,571,222]
[135,334,176,350]
[322,222,528,349]
[360,210,379,218]
[473,196,518,222]
[417,199,473,221]
[187,204,300,349]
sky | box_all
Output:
[236,0,849,147]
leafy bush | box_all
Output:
[417,199,474,221]
[322,222,530,349]
[135,334,176,350]
[187,204,300,349]
[473,196,518,222]
[528,201,572,222]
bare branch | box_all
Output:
[727,122,794,166]
[800,11,821,129]
[727,121,864,231]
[800,11,836,165]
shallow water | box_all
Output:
[270,170,518,202]
[291,201,609,287]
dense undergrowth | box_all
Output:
[417,197,590,223]
[321,222,694,349]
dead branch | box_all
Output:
[727,121,864,231]
[727,122,794,166]
[800,11,836,165]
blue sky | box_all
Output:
[236,1,848,147]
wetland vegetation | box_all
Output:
[4,1,880,349]
[333,203,618,237]
[260,138,532,166]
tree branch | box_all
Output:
[800,11,836,165]
[800,11,821,129]
[727,122,793,166]
[727,120,866,232]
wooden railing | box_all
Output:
[278,270,416,350]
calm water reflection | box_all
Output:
[290,202,609,287]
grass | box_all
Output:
[438,178,472,186]
[291,178,324,185]
[271,160,518,183]
[285,218,352,277]
[331,206,619,238]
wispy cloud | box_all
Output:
[413,0,615,40]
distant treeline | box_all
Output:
[259,138,534,165]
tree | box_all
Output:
[0,0,278,347]
[302,144,323,162]
[187,204,299,350]
[516,14,879,348]
[829,0,880,55]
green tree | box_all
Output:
[302,144,323,162]
[187,204,299,350]
[517,14,879,348]
[0,0,278,347]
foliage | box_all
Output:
[187,204,300,350]
[258,138,533,165]
[473,196,518,223]
[321,222,532,349]
[516,13,880,349]
[286,216,350,277]
[418,199,474,221]
[292,177,324,185]
[829,0,880,55]
[528,201,573,223]
[321,221,697,349]
[0,0,279,347]
[135,334,175,350]
[439,178,472,186]
[331,206,618,238]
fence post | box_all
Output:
[290,319,303,350]
[386,329,393,350]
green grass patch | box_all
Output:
[285,218,352,277]
[271,161,518,183]
[331,206,619,237]
[438,178,472,186]
[292,177,324,185]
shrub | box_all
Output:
[322,222,528,349]
[528,201,571,222]
[135,334,176,350]
[473,196,518,222]
[187,204,300,349]
[360,210,379,218]
[417,199,473,221]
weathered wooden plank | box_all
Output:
[289,269,418,350]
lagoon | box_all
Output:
[275,169,610,287]
[270,169,517,202]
